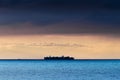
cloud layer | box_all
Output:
[0,21,119,37]
[0,0,119,37]
[0,0,120,10]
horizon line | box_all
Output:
[0,59,120,61]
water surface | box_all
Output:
[0,60,120,80]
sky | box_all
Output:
[0,0,120,59]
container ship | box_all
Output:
[44,56,74,60]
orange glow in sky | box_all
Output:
[0,35,119,59]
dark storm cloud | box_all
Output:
[0,21,120,37]
[0,0,119,37]
[0,0,120,10]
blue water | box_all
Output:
[0,60,120,80]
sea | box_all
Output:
[0,60,120,80]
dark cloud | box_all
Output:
[0,0,120,10]
[0,9,120,25]
[0,0,119,37]
[0,21,119,37]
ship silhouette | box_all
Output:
[44,56,74,60]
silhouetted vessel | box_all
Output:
[44,56,74,60]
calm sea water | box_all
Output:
[0,60,120,80]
